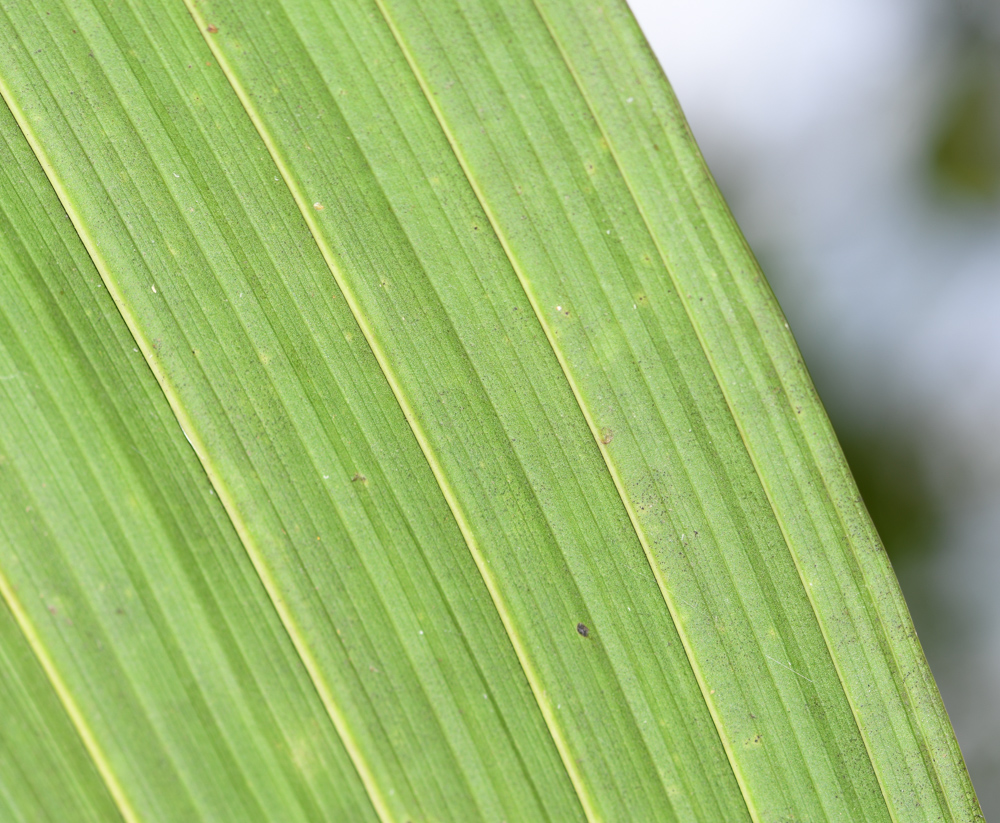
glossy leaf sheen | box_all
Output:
[0,0,982,821]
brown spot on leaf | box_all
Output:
[206,24,219,34]
[351,473,367,483]
[599,427,613,445]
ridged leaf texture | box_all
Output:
[0,0,983,820]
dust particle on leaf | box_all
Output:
[577,622,589,638]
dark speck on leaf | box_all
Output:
[577,622,589,638]
[351,473,367,483]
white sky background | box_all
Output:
[627,0,1000,812]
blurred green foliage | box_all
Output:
[838,426,941,562]
[930,10,1000,197]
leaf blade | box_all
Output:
[531,3,983,819]
[186,0,764,817]
[1,0,587,819]
[0,91,378,821]
[365,0,911,818]
[0,0,981,819]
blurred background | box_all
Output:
[628,0,1000,813]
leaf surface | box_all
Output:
[0,0,982,821]
[531,5,982,819]
[0,82,377,823]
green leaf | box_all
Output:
[0,86,376,823]
[0,0,983,821]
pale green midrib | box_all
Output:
[0,70,394,823]
[368,1,755,820]
[0,489,132,823]
[0,133,235,820]
[0,573,134,823]
[0,87,141,823]
[182,5,599,821]
[0,263,212,818]
[530,4,911,820]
